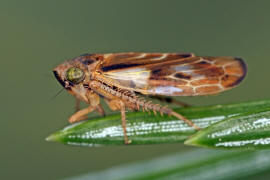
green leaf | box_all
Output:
[46,99,270,146]
[66,149,270,180]
[185,108,270,149]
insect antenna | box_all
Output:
[50,88,65,101]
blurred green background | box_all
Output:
[1,0,270,179]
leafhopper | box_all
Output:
[53,53,247,144]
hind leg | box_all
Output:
[170,111,200,130]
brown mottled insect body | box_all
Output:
[53,53,247,144]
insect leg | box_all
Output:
[105,99,131,144]
[119,101,131,145]
[150,96,191,107]
[130,96,199,130]
[75,98,81,112]
[96,104,106,116]
[170,111,200,130]
[69,106,95,123]
[74,98,89,120]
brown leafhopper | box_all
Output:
[53,53,247,144]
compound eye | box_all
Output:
[66,67,85,84]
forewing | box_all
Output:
[96,53,247,96]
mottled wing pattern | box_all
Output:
[96,53,246,96]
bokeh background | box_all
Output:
[1,0,270,179]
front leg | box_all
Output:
[69,106,95,123]
[75,98,81,112]
[74,97,105,117]
[73,98,89,122]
